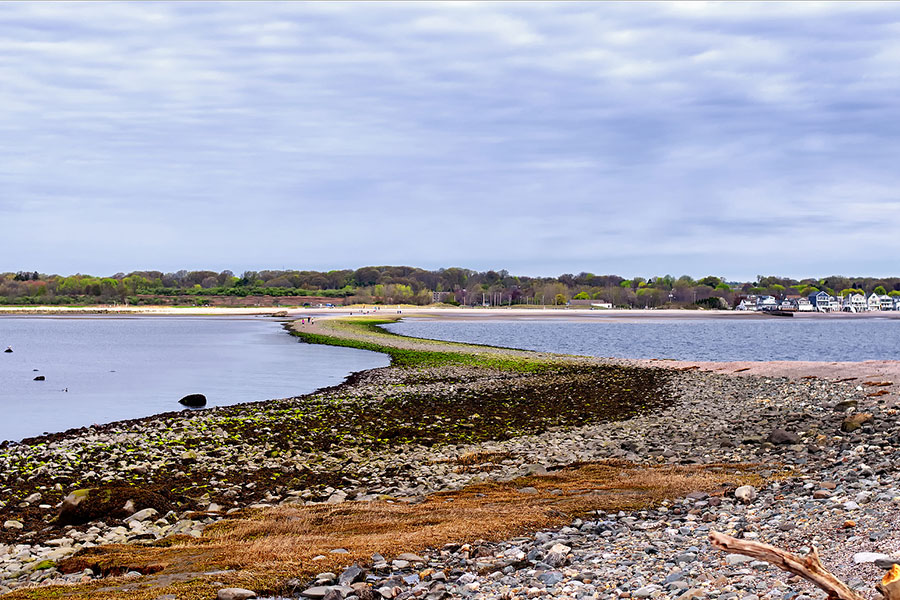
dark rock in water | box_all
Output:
[179,393,207,407]
[4,347,12,353]
[57,486,172,526]
[33,375,45,381]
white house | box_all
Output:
[756,295,778,310]
[796,297,814,311]
[849,293,867,312]
[868,293,883,311]
[736,299,757,311]
[880,295,894,310]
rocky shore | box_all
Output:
[0,317,897,599]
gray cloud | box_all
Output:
[2,2,900,279]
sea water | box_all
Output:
[0,316,389,442]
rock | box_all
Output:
[124,508,158,523]
[33,375,45,381]
[31,559,56,571]
[524,464,548,475]
[3,520,23,530]
[326,490,347,504]
[396,553,425,563]
[301,586,332,599]
[517,487,538,494]
[854,552,892,564]
[842,413,873,433]
[217,589,257,600]
[726,554,755,566]
[767,429,800,445]
[545,543,571,567]
[634,584,662,598]
[178,393,207,407]
[339,565,365,586]
[875,558,900,570]
[57,486,171,526]
[734,485,757,504]
[537,570,564,585]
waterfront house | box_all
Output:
[880,295,894,310]
[756,296,778,310]
[796,297,813,311]
[868,293,883,311]
[736,298,756,311]
[848,293,867,312]
[809,291,836,312]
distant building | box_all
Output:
[568,299,594,307]
[736,298,756,311]
[867,293,882,311]
[848,293,867,312]
[808,291,835,312]
[756,295,778,310]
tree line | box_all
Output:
[2,267,900,308]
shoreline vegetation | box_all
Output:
[0,317,898,599]
[5,266,900,311]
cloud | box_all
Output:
[1,2,900,279]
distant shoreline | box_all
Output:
[3,304,900,319]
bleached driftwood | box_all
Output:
[709,531,866,600]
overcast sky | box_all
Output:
[3,2,900,280]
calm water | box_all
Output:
[0,316,389,442]
[385,317,900,362]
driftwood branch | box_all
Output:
[709,531,866,600]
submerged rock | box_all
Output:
[178,393,207,407]
[33,375,45,381]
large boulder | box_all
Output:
[57,486,172,526]
[178,393,207,407]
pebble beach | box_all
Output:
[0,315,898,600]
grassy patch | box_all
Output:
[289,317,554,371]
[15,460,770,600]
